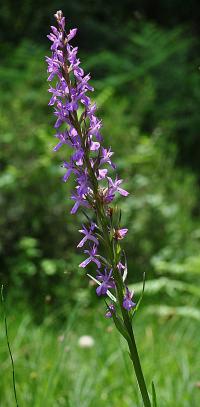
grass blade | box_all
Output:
[1,285,19,407]
[152,381,158,407]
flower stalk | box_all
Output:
[46,11,154,406]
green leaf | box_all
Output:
[130,277,200,299]
[147,305,200,321]
[152,381,158,407]
[112,313,130,341]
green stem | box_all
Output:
[95,202,151,407]
[127,323,151,407]
[114,276,151,407]
[72,95,152,407]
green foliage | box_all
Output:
[88,23,200,305]
[0,21,200,313]
[1,0,199,49]
[87,23,200,171]
[0,42,89,314]
[0,306,199,406]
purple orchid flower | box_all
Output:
[88,116,103,141]
[100,148,116,169]
[77,223,98,248]
[79,245,101,268]
[53,131,69,152]
[67,28,77,42]
[107,177,129,197]
[54,10,65,30]
[76,171,91,196]
[46,56,62,82]
[97,169,108,180]
[62,161,77,182]
[70,192,89,214]
[105,303,116,318]
[72,148,84,166]
[89,136,100,151]
[87,103,97,117]
[117,261,125,273]
[123,287,136,311]
[114,228,128,240]
[96,268,115,296]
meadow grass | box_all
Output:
[0,302,199,407]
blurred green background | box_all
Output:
[0,1,200,406]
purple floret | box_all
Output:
[96,268,115,296]
[105,304,116,318]
[77,223,98,248]
[123,287,136,311]
[79,245,101,269]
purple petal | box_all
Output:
[67,28,77,42]
[70,201,80,214]
[105,304,115,318]
[93,258,101,269]
[98,169,108,180]
[88,235,99,246]
[63,168,73,182]
[77,236,88,248]
[117,187,129,196]
[123,298,136,311]
[79,257,91,268]
[53,142,63,152]
[90,141,100,151]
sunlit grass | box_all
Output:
[0,301,199,407]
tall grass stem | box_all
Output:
[1,285,19,407]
